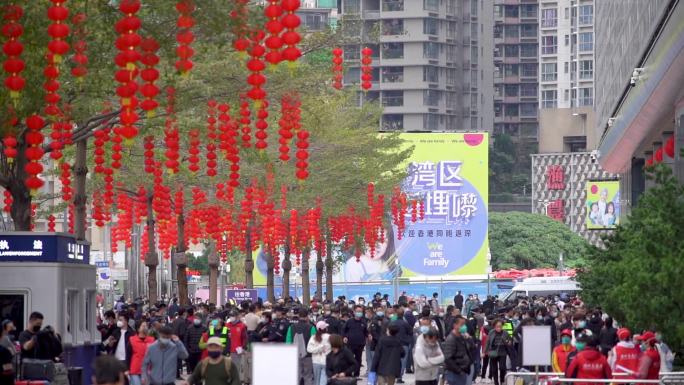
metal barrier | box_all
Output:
[504,372,684,385]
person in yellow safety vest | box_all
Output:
[502,318,514,337]
[208,317,231,355]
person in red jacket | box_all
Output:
[127,322,155,385]
[552,329,576,373]
[637,331,660,385]
[609,328,641,378]
[226,310,248,369]
[566,335,612,385]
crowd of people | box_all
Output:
[0,291,677,385]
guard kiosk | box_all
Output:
[0,232,97,385]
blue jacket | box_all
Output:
[141,340,188,385]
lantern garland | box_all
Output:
[280,0,301,63]
[24,115,45,192]
[230,0,250,53]
[67,203,74,233]
[246,32,267,108]
[278,94,299,161]
[47,214,56,232]
[295,128,309,180]
[361,46,373,91]
[264,0,284,66]
[206,100,218,177]
[70,12,87,80]
[187,129,201,173]
[2,3,25,100]
[175,0,195,75]
[239,98,251,148]
[3,190,12,213]
[332,47,343,89]
[114,0,142,141]
[143,135,155,174]
[164,87,180,174]
[665,135,675,158]
[2,135,17,163]
[60,161,72,203]
[92,190,105,227]
[139,37,160,117]
[47,0,70,63]
[255,101,269,150]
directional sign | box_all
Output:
[110,269,128,280]
[226,289,257,303]
[95,261,110,268]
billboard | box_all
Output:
[585,180,620,229]
[252,132,489,284]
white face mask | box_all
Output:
[117,321,125,328]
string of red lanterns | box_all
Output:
[280,0,302,63]
[360,46,373,91]
[331,47,343,90]
[2,4,25,100]
[175,0,195,75]
[70,12,87,80]
[139,37,160,117]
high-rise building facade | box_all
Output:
[298,0,340,30]
[493,0,540,141]
[339,0,493,132]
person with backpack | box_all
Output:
[286,308,317,385]
[186,337,240,385]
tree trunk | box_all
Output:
[176,211,189,306]
[282,241,291,300]
[266,251,275,303]
[325,236,334,302]
[7,136,31,231]
[207,241,219,305]
[302,249,310,306]
[74,139,88,240]
[316,251,324,302]
[244,232,254,288]
[144,193,158,305]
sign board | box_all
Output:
[586,180,621,229]
[226,289,257,302]
[252,344,298,385]
[110,269,128,280]
[95,261,110,268]
[522,325,552,366]
[0,232,90,264]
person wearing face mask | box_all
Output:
[368,305,389,375]
[171,309,189,379]
[307,321,331,385]
[370,324,405,385]
[552,329,576,373]
[185,337,240,385]
[105,313,132,368]
[225,310,247,374]
[414,329,445,385]
[565,335,612,384]
[608,328,640,379]
[443,316,473,385]
[0,320,16,358]
[484,320,512,385]
[390,308,413,383]
[285,308,316,385]
[99,311,118,344]
[141,326,188,385]
[571,313,590,346]
[341,305,368,377]
[205,317,230,355]
[256,312,278,342]
[185,315,207,373]
[637,332,660,384]
[128,322,155,385]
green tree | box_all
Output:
[489,134,534,201]
[578,165,684,348]
[489,212,588,270]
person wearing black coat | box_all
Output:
[326,335,358,383]
[184,318,206,373]
[371,324,405,384]
[342,306,368,377]
[390,309,413,382]
[454,291,464,312]
[443,316,473,385]
[598,317,618,356]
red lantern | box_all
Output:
[175,1,195,74]
[2,135,17,163]
[139,37,160,117]
[3,190,12,213]
[47,214,56,232]
[654,147,663,163]
[255,101,269,150]
[264,0,283,65]
[246,32,267,108]
[664,136,675,158]
[47,1,70,63]
[332,47,344,90]
[361,46,373,91]
[206,100,218,177]
[60,161,72,203]
[114,0,141,142]
[24,115,45,193]
[239,99,252,148]
[2,5,25,99]
[230,0,250,52]
[280,0,301,63]
[187,129,201,173]
[70,13,88,80]
[295,129,309,180]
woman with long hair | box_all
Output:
[307,321,332,385]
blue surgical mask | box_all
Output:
[420,326,430,334]
[158,337,170,346]
[459,325,468,334]
[211,320,219,327]
[575,342,586,351]
[376,311,384,317]
[193,319,201,326]
[355,312,363,319]
[578,321,586,329]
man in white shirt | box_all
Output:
[105,313,131,366]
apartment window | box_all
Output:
[579,5,593,25]
[579,32,593,51]
[302,13,326,31]
[578,87,593,106]
[471,23,478,40]
[424,90,441,107]
[565,34,569,46]
[423,42,439,59]
[344,45,360,60]
[383,19,404,35]
[344,0,361,14]
[579,60,593,79]
[541,63,557,81]
[424,114,439,130]
[423,66,439,83]
[470,69,478,87]
[505,84,519,97]
[382,42,404,59]
[541,35,557,54]
[382,0,404,12]
[504,25,519,38]
[471,0,478,17]
[446,0,456,15]
[382,66,404,83]
[471,117,478,129]
[494,103,502,117]
[565,7,569,19]
[522,63,537,77]
[447,21,458,39]
[383,90,404,107]
[471,94,478,111]
[382,114,403,130]
[424,0,439,12]
[564,89,569,101]
[521,24,537,38]
[521,4,538,18]
[504,64,519,77]
[505,104,519,117]
[520,103,537,116]
[520,83,537,97]
[505,5,519,18]
[424,18,439,35]
[365,91,379,104]
[344,67,360,84]
[494,24,503,38]
[494,5,503,18]
[541,8,557,28]
[564,62,569,73]
[504,45,519,58]
[521,123,538,138]
[541,90,557,108]
[520,44,537,58]
[446,69,457,85]
[494,64,502,79]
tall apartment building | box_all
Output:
[537,0,597,153]
[493,0,540,141]
[298,0,340,30]
[340,0,493,132]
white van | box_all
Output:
[500,276,580,301]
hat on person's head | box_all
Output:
[617,328,631,340]
[560,329,572,337]
[316,320,329,330]
[641,331,656,344]
[207,336,224,347]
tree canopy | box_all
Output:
[578,165,684,348]
[489,211,588,270]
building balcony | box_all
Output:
[504,57,520,64]
[502,0,521,4]
[504,37,520,44]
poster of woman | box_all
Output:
[585,180,620,229]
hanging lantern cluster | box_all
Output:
[280,0,301,62]
[239,97,251,148]
[246,32,267,108]
[2,4,25,100]
[2,135,17,163]
[295,128,309,180]
[24,115,45,192]
[67,203,74,233]
[264,0,283,65]
[92,190,105,227]
[255,101,269,150]
[114,0,142,141]
[410,198,418,223]
[419,198,425,221]
[230,0,250,53]
[48,121,67,161]
[206,100,218,177]
[175,0,195,75]
[3,190,12,213]
[143,135,155,174]
[164,87,180,173]
[47,214,56,232]
[332,47,343,89]
[47,0,70,63]
[93,128,107,174]
[361,46,373,91]
[44,54,62,118]
[391,187,408,239]
[665,135,675,158]
[139,37,160,117]
[278,94,300,161]
[70,12,87,80]
[60,161,72,203]
[187,129,201,173]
